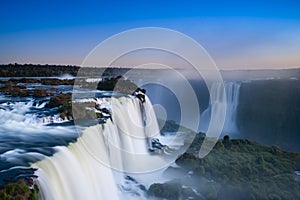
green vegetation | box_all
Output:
[148,182,181,199]
[0,63,79,77]
[149,135,300,200]
[157,119,196,136]
[0,63,130,77]
[158,120,179,134]
[47,94,105,120]
[96,76,138,94]
[0,180,39,200]
[46,76,138,120]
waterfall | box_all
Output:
[0,100,73,133]
[32,96,168,200]
[200,82,241,135]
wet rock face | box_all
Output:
[132,88,146,103]
[148,138,167,153]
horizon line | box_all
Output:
[0,62,300,71]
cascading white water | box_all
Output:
[32,96,169,200]
[0,101,72,133]
[200,82,241,134]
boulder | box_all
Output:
[46,93,72,108]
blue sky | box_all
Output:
[1,0,300,69]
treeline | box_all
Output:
[148,133,300,199]
[0,63,130,77]
[0,63,79,77]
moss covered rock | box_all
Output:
[0,179,39,200]
[46,93,72,108]
[97,76,138,94]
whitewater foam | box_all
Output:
[0,100,75,135]
[32,96,191,199]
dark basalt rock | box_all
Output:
[97,76,138,94]
[32,88,48,97]
[40,78,74,85]
[148,138,167,152]
[46,93,72,108]
[0,78,74,97]
[132,88,146,103]
[0,83,30,97]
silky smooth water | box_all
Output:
[32,96,175,200]
[200,82,241,135]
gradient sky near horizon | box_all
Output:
[0,0,300,69]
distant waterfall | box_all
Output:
[32,96,164,200]
[200,82,241,135]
